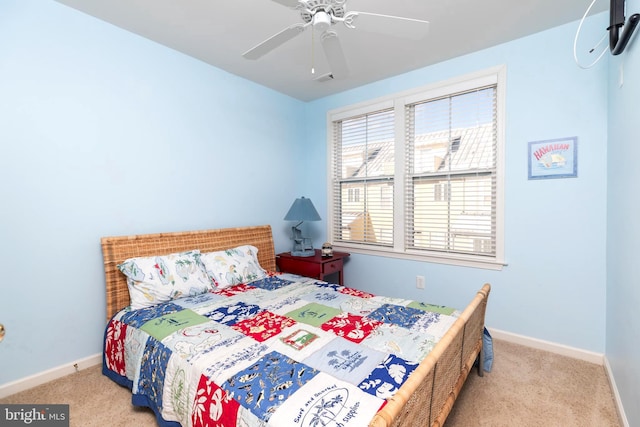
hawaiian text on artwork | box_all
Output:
[533,143,570,161]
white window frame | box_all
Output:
[327,66,506,270]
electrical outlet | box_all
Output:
[416,275,425,289]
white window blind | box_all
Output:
[331,108,395,246]
[405,86,497,257]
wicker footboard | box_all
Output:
[369,284,491,427]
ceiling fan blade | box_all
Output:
[243,23,307,60]
[344,12,430,40]
[321,31,349,79]
[270,0,299,7]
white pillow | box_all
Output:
[200,245,267,289]
[118,250,213,309]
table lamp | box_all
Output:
[284,196,321,257]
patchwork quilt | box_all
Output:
[103,273,460,427]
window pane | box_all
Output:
[339,181,393,245]
[411,175,494,255]
[340,110,395,179]
[413,87,496,174]
[333,108,394,248]
[407,85,497,257]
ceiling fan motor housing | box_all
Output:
[300,0,346,31]
[313,11,332,31]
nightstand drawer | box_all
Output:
[323,259,343,275]
[276,250,350,285]
[277,258,321,278]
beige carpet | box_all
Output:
[445,340,620,427]
[1,339,621,427]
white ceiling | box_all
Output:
[54,0,607,102]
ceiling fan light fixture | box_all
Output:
[313,10,332,32]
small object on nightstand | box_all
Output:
[322,242,333,257]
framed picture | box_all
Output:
[528,137,578,180]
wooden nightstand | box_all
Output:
[276,250,350,285]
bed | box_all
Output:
[101,224,490,427]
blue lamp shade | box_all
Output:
[284,197,321,222]
[284,197,320,257]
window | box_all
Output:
[328,67,505,269]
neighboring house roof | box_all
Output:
[342,141,393,179]
[342,123,495,178]
[424,123,495,173]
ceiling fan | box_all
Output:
[242,0,430,79]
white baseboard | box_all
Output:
[604,357,630,427]
[488,328,604,365]
[0,353,102,399]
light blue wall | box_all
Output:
[607,0,640,424]
[305,17,610,353]
[0,0,306,384]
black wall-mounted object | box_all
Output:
[609,0,640,55]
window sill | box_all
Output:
[332,244,506,271]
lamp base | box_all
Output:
[291,249,315,257]
[290,224,314,257]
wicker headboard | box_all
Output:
[101,225,276,323]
